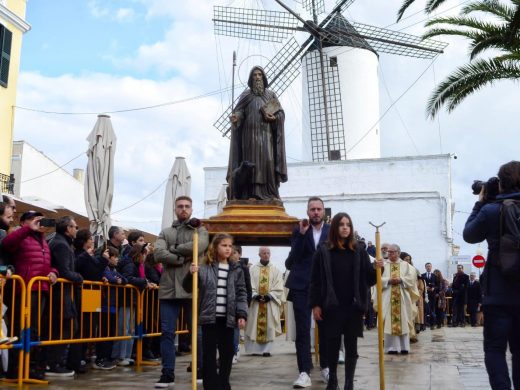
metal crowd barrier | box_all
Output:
[1,276,191,385]
[0,275,26,385]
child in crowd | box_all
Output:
[183,233,248,390]
[96,247,127,370]
[114,244,156,366]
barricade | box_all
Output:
[0,274,26,385]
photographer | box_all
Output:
[463,161,520,390]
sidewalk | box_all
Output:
[23,326,495,389]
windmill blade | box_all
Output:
[302,0,325,17]
[213,5,300,43]
[304,50,346,162]
[351,22,448,59]
[213,37,303,137]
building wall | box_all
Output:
[204,154,453,274]
[11,141,86,214]
[0,0,29,176]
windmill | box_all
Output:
[212,0,448,161]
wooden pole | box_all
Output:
[191,230,199,390]
[369,221,386,390]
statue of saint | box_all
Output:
[227,66,288,201]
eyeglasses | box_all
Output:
[387,250,397,253]
[69,225,79,230]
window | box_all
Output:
[329,56,338,67]
[0,23,12,87]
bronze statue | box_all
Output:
[227,66,287,201]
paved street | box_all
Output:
[7,325,502,390]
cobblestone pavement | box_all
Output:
[7,325,508,389]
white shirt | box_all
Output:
[312,222,324,249]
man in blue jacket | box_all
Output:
[463,160,520,390]
[285,197,330,388]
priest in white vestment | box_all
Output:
[375,244,420,354]
[245,247,284,355]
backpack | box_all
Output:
[499,199,520,282]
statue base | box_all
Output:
[203,200,299,246]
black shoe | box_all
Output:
[387,351,398,355]
[45,365,75,377]
[400,350,409,354]
[262,352,271,357]
[437,324,442,329]
[155,373,175,388]
[93,359,116,370]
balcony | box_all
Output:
[0,173,14,194]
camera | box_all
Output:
[471,177,500,202]
[39,218,56,228]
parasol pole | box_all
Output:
[191,226,199,390]
[369,221,386,390]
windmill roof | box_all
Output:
[309,13,376,54]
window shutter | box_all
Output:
[0,25,12,87]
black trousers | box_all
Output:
[317,319,329,369]
[452,295,466,325]
[201,318,235,390]
[483,305,520,390]
[96,312,116,361]
[291,289,312,374]
[467,301,479,326]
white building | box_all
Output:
[204,154,454,274]
[11,140,86,214]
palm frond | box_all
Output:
[423,27,480,40]
[427,58,520,118]
[470,35,512,59]
[426,0,448,14]
[507,4,520,43]
[462,0,515,21]
[495,51,520,61]
[397,0,419,22]
[425,16,505,34]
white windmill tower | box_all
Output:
[213,0,447,161]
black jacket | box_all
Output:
[467,280,482,305]
[421,272,439,298]
[463,192,520,307]
[310,243,376,314]
[75,249,108,281]
[49,233,83,319]
[285,224,330,291]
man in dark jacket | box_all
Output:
[421,262,439,329]
[285,196,330,388]
[451,264,469,327]
[48,216,84,376]
[463,160,520,390]
[466,272,482,327]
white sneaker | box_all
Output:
[338,350,345,364]
[293,372,311,388]
[232,354,238,364]
[321,367,329,384]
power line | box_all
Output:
[21,151,85,183]
[14,86,233,116]
[111,178,168,215]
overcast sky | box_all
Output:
[13,0,518,261]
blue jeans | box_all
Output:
[160,299,181,374]
[112,306,134,360]
[483,305,520,390]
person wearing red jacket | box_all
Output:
[2,211,58,380]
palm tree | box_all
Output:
[421,0,520,117]
[397,0,449,22]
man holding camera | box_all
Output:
[153,196,209,388]
[463,161,520,390]
[285,197,330,388]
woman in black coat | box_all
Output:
[310,212,383,390]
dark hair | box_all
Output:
[129,244,145,263]
[74,229,92,251]
[307,196,324,209]
[498,161,520,194]
[2,195,12,204]
[327,212,356,251]
[108,226,122,239]
[127,230,144,245]
[144,252,155,266]
[56,216,74,235]
[206,233,233,264]
[400,252,413,265]
[0,202,5,217]
[434,269,444,281]
[107,246,119,258]
[175,196,192,205]
[234,245,242,255]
